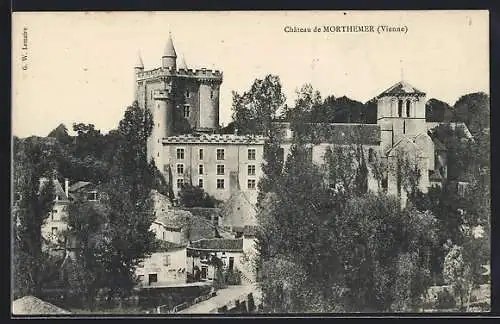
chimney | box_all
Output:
[65,178,69,199]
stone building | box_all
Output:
[136,34,265,205]
[138,34,469,209]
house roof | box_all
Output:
[296,123,381,145]
[39,178,67,200]
[12,296,71,315]
[154,240,187,252]
[232,225,259,237]
[377,80,426,98]
[188,238,243,252]
[385,136,423,157]
[68,181,92,192]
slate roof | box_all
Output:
[295,123,381,145]
[376,80,426,98]
[188,238,243,252]
[12,296,71,315]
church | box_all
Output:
[135,34,467,210]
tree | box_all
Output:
[13,136,56,297]
[231,74,286,135]
[453,92,489,137]
[178,183,219,208]
[425,99,454,122]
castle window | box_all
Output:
[217,164,225,175]
[198,179,203,188]
[51,227,58,235]
[248,165,256,176]
[248,179,256,190]
[406,100,411,117]
[176,148,185,160]
[199,164,204,175]
[199,149,204,160]
[368,148,374,163]
[216,149,225,160]
[210,91,214,99]
[183,105,190,118]
[398,100,403,117]
[248,149,256,160]
[164,254,171,266]
[177,164,184,175]
[177,178,184,189]
[186,89,190,98]
[217,179,225,189]
[157,153,160,157]
[403,120,406,134]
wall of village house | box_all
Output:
[41,201,68,242]
[136,248,187,286]
[150,222,183,244]
[187,251,244,281]
[163,143,264,203]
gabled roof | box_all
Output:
[188,238,243,252]
[68,181,92,192]
[377,80,426,98]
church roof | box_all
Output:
[297,123,381,145]
[377,80,426,98]
[163,33,177,58]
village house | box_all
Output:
[186,238,245,283]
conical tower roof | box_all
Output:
[135,51,144,69]
[163,33,177,58]
[178,55,188,70]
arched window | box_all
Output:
[406,100,411,117]
[398,100,403,117]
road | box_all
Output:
[177,284,259,314]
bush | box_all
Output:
[436,289,456,309]
[225,269,242,285]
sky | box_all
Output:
[12,10,489,138]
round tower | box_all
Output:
[162,33,177,70]
[133,51,144,102]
